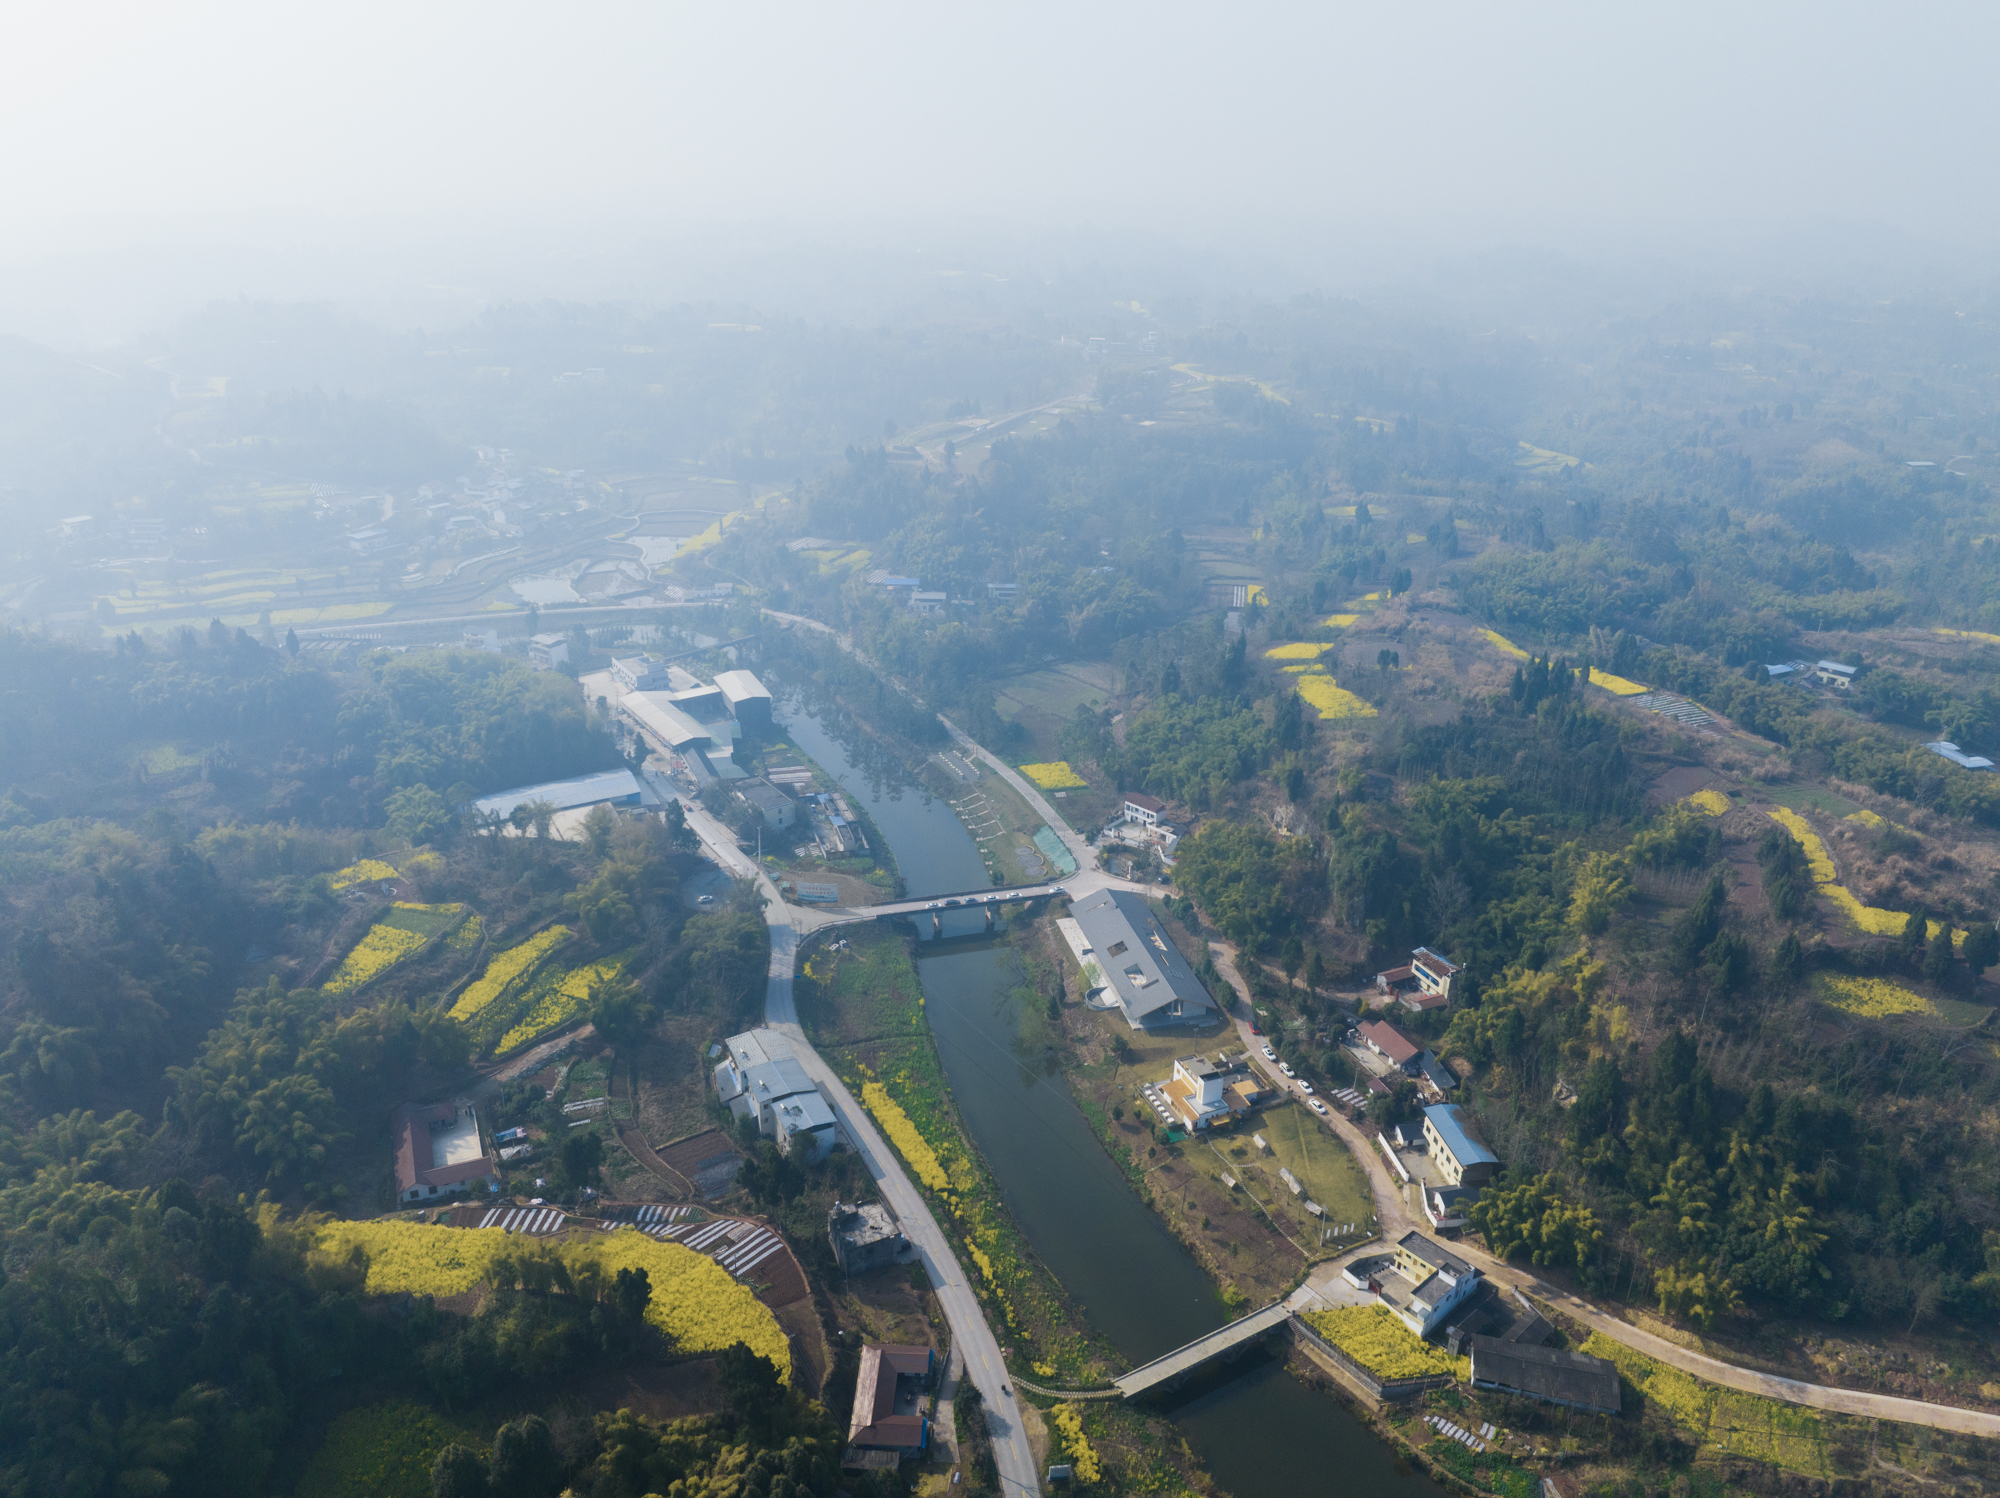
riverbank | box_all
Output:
[795,921,1224,1495]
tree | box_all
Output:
[1772,930,1805,986]
[716,1341,787,1433]
[612,1266,652,1325]
[583,803,616,857]
[1924,920,1956,983]
[386,783,455,845]
[585,975,654,1050]
[524,798,560,840]
[488,1415,558,1498]
[432,1443,488,1498]
[1964,922,2000,978]
[1898,906,1930,971]
[284,626,300,658]
[559,1130,604,1197]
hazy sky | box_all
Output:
[4,1,1996,341]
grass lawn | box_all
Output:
[1764,783,1863,818]
[1251,1100,1376,1241]
[991,663,1118,758]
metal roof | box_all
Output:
[1423,1104,1499,1168]
[1468,1337,1621,1412]
[473,768,643,819]
[1069,889,1214,1023]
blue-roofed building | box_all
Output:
[1422,1104,1500,1189]
[1926,741,1995,771]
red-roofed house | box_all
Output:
[845,1344,934,1461]
[1358,1019,1423,1075]
[394,1100,498,1205]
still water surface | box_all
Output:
[781,706,1442,1497]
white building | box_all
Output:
[713,1031,836,1159]
[1123,791,1166,826]
[1378,1231,1483,1338]
[1815,659,1857,689]
[528,633,569,669]
[1926,741,1995,771]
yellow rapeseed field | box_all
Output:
[1264,641,1334,660]
[1323,613,1359,627]
[1479,628,1530,660]
[1935,627,2000,647]
[313,1220,788,1376]
[1767,809,1957,940]
[861,1082,952,1193]
[1302,1306,1465,1380]
[1017,762,1088,790]
[329,859,398,889]
[322,925,427,995]
[1295,676,1377,720]
[1684,789,1731,816]
[1588,667,1649,696]
[449,926,572,1020]
[1815,974,1935,1019]
[496,957,627,1053]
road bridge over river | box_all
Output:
[1112,1303,1293,1398]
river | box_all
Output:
[781,703,1442,1497]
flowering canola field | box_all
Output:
[1302,1305,1464,1379]
[449,926,572,1021]
[496,955,631,1053]
[329,859,398,889]
[1767,809,1958,941]
[1684,789,1730,816]
[322,925,427,995]
[1017,762,1088,790]
[1265,641,1334,660]
[861,1082,951,1192]
[1815,974,1935,1019]
[313,1219,788,1376]
[1295,675,1377,720]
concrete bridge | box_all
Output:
[805,882,1068,934]
[1111,1302,1293,1398]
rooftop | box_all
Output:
[472,768,644,820]
[1069,889,1214,1024]
[1423,1104,1499,1168]
[831,1200,902,1250]
[849,1344,933,1448]
[1397,1229,1474,1278]
[1468,1337,1621,1412]
[1359,1018,1421,1065]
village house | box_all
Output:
[1421,1103,1500,1189]
[845,1344,934,1463]
[1375,946,1460,1002]
[1378,1231,1483,1338]
[393,1100,498,1204]
[1358,1018,1424,1076]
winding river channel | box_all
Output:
[782,702,1444,1497]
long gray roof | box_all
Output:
[1469,1337,1622,1412]
[1070,889,1214,1022]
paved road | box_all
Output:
[1203,939,2000,1438]
[937,714,1102,876]
[651,769,1044,1495]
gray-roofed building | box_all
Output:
[1068,889,1216,1030]
[473,769,646,823]
[1468,1337,1621,1413]
[733,778,796,829]
[1417,1052,1458,1096]
[662,683,729,718]
[1926,740,1995,771]
[715,1031,779,1117]
[771,1089,838,1159]
[622,692,743,783]
[1422,1104,1500,1188]
[1815,659,1857,689]
[714,668,773,730]
[830,1200,907,1275]
[1381,1230,1483,1337]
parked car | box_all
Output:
[1279,1063,1296,1078]
[1309,1098,1329,1115]
[1297,1082,1314,1096]
[697,894,715,905]
[1261,1045,1276,1060]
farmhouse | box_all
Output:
[393,1100,498,1204]
[1376,946,1459,1002]
[1068,889,1217,1029]
[734,778,797,829]
[1157,1053,1266,1131]
[1468,1337,1621,1414]
[829,1200,908,1276]
[1122,791,1166,826]
[1422,1104,1500,1189]
[1358,1019,1423,1075]
[1815,659,1857,689]
[527,632,569,669]
[846,1344,933,1460]
[1378,1230,1483,1338]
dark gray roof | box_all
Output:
[1397,1229,1473,1278]
[1070,890,1214,1023]
[1468,1337,1621,1412]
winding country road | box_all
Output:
[1204,940,2000,1439]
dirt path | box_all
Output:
[612,1056,696,1197]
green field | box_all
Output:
[1244,1100,1376,1241]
